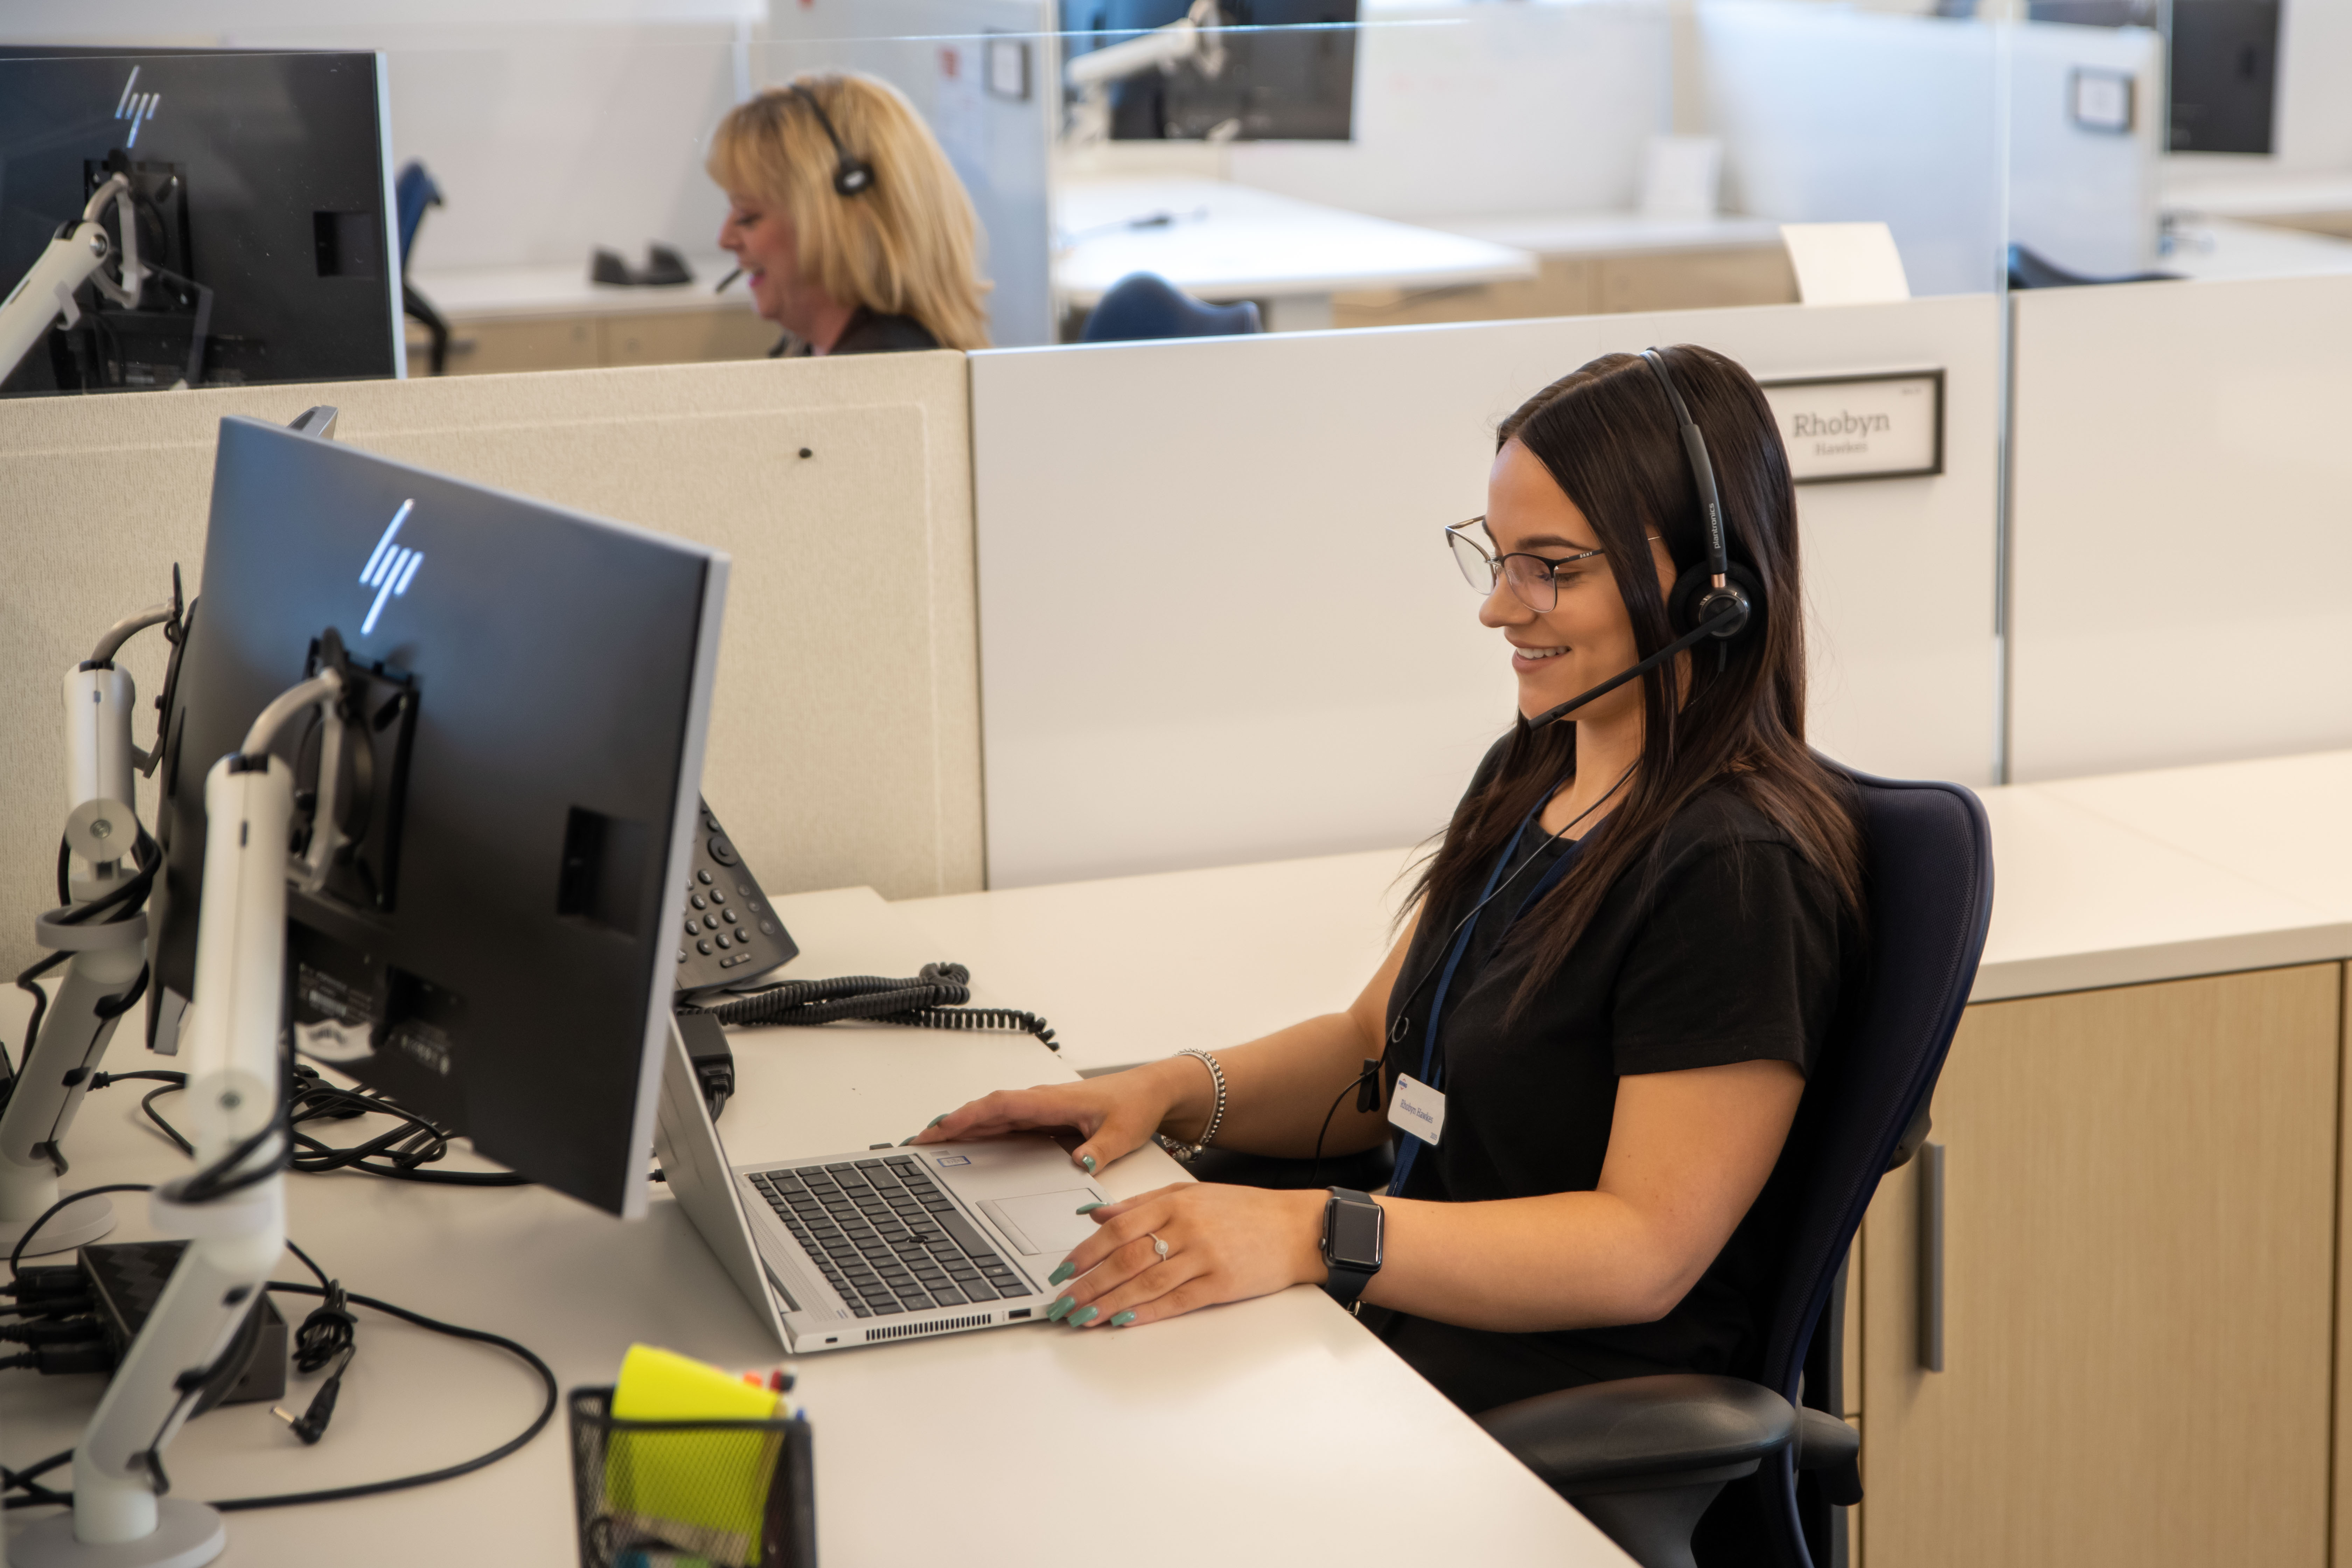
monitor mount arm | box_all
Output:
[1063,0,1227,148]
[14,667,344,1568]
[0,597,180,1259]
[0,170,147,392]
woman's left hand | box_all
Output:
[1043,1181,1332,1329]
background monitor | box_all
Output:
[2167,0,2279,154]
[151,417,727,1218]
[1060,1,1359,141]
[0,48,402,396]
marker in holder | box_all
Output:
[567,1386,816,1568]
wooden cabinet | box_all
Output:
[1329,244,1796,330]
[1856,964,2340,1567]
[406,307,775,376]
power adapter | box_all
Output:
[81,1239,287,1409]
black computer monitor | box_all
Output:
[2168,0,2279,154]
[0,48,402,395]
[149,417,728,1217]
[1061,1,1359,141]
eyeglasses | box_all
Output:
[1445,518,1607,614]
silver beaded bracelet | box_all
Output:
[1157,1048,1227,1161]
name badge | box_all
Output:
[1387,1073,1446,1147]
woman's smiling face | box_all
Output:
[1478,439,1677,726]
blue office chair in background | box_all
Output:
[1079,271,1262,343]
[396,160,452,375]
[1478,764,1994,1568]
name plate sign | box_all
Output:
[1759,369,1943,485]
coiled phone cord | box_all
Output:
[687,962,1059,1052]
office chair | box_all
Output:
[1079,271,1262,343]
[1476,763,1994,1568]
[2006,242,2178,289]
[396,160,453,375]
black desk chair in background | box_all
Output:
[1078,271,1262,344]
[2006,241,2179,289]
[1479,764,1993,1568]
[397,160,452,375]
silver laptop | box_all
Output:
[653,1023,1107,1353]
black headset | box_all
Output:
[790,83,876,198]
[1523,347,1764,733]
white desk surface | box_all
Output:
[1431,211,1787,258]
[1054,177,1537,306]
[407,255,758,322]
[902,749,2352,1075]
[2159,216,2352,281]
[0,886,1614,1567]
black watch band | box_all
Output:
[1320,1186,1384,1309]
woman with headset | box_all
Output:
[708,73,990,356]
[913,345,1862,1416]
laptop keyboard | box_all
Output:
[750,1153,1031,1319]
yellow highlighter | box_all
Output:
[606,1345,790,1567]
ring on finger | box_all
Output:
[1149,1232,1172,1261]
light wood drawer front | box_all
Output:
[1861,964,2338,1568]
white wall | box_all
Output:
[1223,0,1673,222]
[2007,272,2352,780]
[970,297,1999,888]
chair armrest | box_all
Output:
[1474,1374,1795,1497]
[1794,1405,1862,1506]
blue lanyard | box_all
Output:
[1389,795,1587,1197]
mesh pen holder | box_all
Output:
[568,1386,816,1568]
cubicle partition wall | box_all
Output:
[970,297,2001,888]
[0,355,985,979]
[2006,271,2352,781]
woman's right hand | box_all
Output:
[906,1058,1206,1175]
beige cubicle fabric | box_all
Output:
[0,354,983,980]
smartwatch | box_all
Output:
[1320,1187,1384,1309]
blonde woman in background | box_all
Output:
[709,72,990,355]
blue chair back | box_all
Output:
[1080,272,1262,343]
[1739,764,1993,1566]
[395,161,444,273]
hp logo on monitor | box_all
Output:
[358,500,422,635]
[115,67,160,148]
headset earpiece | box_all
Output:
[790,83,876,198]
[1668,559,1764,643]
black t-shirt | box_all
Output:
[770,306,942,358]
[1370,741,1850,1415]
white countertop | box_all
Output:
[1054,177,1537,305]
[2159,216,2352,281]
[903,748,2352,1075]
[407,255,760,322]
[0,885,1615,1567]
[1430,210,1787,257]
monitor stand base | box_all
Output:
[11,1499,225,1568]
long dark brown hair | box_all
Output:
[1407,345,1864,1016]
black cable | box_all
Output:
[8,1184,154,1281]
[103,1068,526,1186]
[693,962,1061,1052]
[219,1281,557,1511]
[140,1082,191,1155]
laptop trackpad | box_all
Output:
[979,1190,1103,1255]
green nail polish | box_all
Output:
[1075,1202,1105,1214]
[1047,1260,1075,1285]
[1047,1295,1075,1321]
[1080,1155,1097,1173]
[926,1114,947,1128]
[1110,1310,1136,1327]
[1067,1305,1100,1326]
